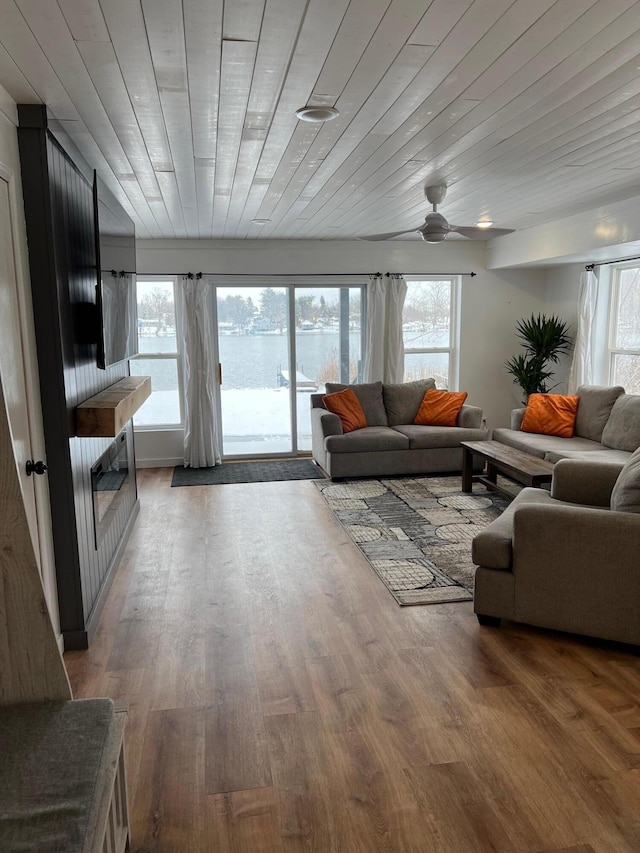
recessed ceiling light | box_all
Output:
[295,106,339,122]
[475,220,493,229]
[251,219,271,224]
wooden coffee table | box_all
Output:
[460,440,554,498]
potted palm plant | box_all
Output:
[505,314,572,403]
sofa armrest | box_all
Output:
[457,404,483,429]
[550,458,624,506]
[310,405,343,438]
[510,408,526,430]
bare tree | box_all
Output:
[260,288,288,332]
[138,287,174,324]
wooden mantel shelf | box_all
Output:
[76,376,151,437]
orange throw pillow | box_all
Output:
[521,393,579,438]
[414,389,468,427]
[323,388,368,433]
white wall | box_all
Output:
[541,263,582,394]
[459,266,546,422]
[136,238,547,463]
[487,194,640,269]
[0,90,61,640]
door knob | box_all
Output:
[26,460,47,476]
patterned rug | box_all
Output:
[315,476,510,606]
[172,458,324,486]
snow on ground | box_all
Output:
[134,387,317,454]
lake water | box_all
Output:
[133,329,449,451]
[136,330,364,390]
[136,328,447,390]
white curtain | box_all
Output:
[102,272,132,364]
[179,275,221,468]
[567,268,598,393]
[363,274,407,383]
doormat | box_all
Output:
[171,458,325,487]
[314,476,509,606]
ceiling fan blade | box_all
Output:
[449,225,516,240]
[358,228,418,241]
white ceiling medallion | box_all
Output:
[295,106,339,122]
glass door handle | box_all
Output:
[217,363,222,385]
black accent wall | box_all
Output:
[18,105,138,650]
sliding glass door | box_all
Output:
[215,283,364,458]
[294,287,363,451]
[216,285,292,456]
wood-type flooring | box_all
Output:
[65,468,640,853]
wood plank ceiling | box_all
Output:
[1,0,639,240]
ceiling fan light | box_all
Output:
[475,220,493,228]
[295,106,339,122]
[420,231,448,243]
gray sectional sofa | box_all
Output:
[311,378,488,479]
[493,384,640,466]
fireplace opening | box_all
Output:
[91,430,130,548]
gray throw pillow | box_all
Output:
[610,446,640,513]
[601,394,640,452]
[574,384,624,442]
[382,378,436,426]
[324,381,388,426]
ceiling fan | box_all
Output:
[359,185,515,243]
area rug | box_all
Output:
[315,476,510,606]
[171,458,324,487]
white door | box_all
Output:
[0,165,58,629]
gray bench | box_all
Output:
[0,699,129,853]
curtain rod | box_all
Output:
[585,255,640,271]
[132,271,477,278]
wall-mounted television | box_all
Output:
[93,172,138,369]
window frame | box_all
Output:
[607,262,640,392]
[130,275,184,430]
[402,275,460,390]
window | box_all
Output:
[609,264,640,394]
[130,277,183,427]
[402,277,458,388]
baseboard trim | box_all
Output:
[63,499,140,651]
[136,456,182,468]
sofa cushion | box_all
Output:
[472,488,557,570]
[325,381,388,426]
[414,389,468,426]
[382,378,436,426]
[610,446,640,513]
[492,428,603,459]
[521,393,579,438]
[601,394,640,452]
[575,384,625,442]
[325,426,409,454]
[544,448,632,466]
[393,424,487,449]
[323,388,367,432]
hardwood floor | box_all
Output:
[65,468,640,852]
